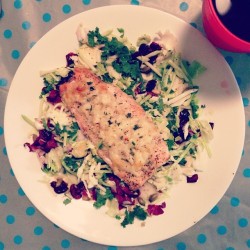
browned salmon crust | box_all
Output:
[59,67,169,190]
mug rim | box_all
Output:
[207,0,250,47]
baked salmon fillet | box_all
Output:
[59,67,170,190]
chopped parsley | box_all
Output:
[183,60,206,80]
[62,157,83,173]
[101,72,114,83]
[133,124,140,130]
[166,139,175,151]
[63,198,72,205]
[124,80,137,96]
[87,27,108,47]
[54,122,79,140]
[87,28,142,82]
[121,206,148,228]
[126,113,132,118]
[117,28,125,38]
[98,141,104,149]
[40,79,55,97]
[93,188,114,209]
[190,99,199,119]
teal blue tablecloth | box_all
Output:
[0,1,250,249]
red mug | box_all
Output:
[202,0,250,53]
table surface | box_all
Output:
[0,1,250,250]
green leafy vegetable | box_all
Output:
[63,198,72,205]
[190,99,199,119]
[40,79,55,97]
[54,122,79,140]
[182,60,206,80]
[87,27,108,47]
[93,188,114,209]
[117,28,125,38]
[101,73,114,83]
[166,139,175,151]
[87,28,142,81]
[62,156,83,173]
[133,205,148,220]
[121,205,148,228]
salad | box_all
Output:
[23,25,213,227]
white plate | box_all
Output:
[4,5,245,246]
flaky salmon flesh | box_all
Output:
[59,67,170,190]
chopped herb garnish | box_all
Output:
[156,96,164,114]
[183,60,206,80]
[101,73,114,83]
[115,215,121,220]
[98,141,104,149]
[126,113,132,118]
[63,198,72,205]
[166,139,175,151]
[133,124,140,130]
[121,206,148,228]
[93,155,106,164]
[93,188,114,209]
[189,147,196,155]
[141,103,150,111]
[54,122,79,140]
[87,28,142,81]
[179,158,187,166]
[190,99,199,119]
[62,156,83,173]
[117,28,125,38]
[87,27,108,47]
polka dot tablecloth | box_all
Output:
[0,1,250,250]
